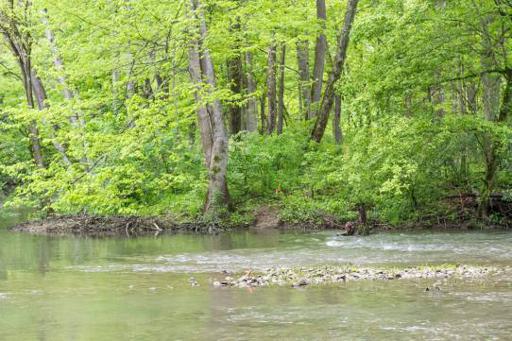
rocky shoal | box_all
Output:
[210,265,510,288]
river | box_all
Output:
[0,216,511,340]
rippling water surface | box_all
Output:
[0,226,511,340]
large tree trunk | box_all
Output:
[277,43,286,135]
[310,0,327,114]
[189,0,230,213]
[188,41,213,167]
[296,40,311,120]
[266,41,277,134]
[311,0,359,143]
[245,51,258,132]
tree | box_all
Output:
[310,0,327,118]
[277,43,286,135]
[188,0,230,214]
[266,40,277,134]
[311,0,359,143]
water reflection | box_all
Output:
[0,229,511,340]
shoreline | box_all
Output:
[8,213,511,236]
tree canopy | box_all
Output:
[0,0,511,226]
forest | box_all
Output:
[0,0,511,229]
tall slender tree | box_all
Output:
[311,0,359,143]
[266,40,277,134]
[277,43,286,135]
[310,0,327,117]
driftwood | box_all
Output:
[11,215,224,236]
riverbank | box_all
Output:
[10,215,228,235]
[9,207,512,235]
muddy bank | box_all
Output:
[211,264,511,288]
[9,206,511,236]
[10,216,227,235]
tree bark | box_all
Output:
[245,51,258,132]
[477,15,504,217]
[31,72,72,166]
[2,27,46,168]
[189,0,230,213]
[266,41,277,134]
[226,16,243,135]
[481,17,502,121]
[41,9,82,125]
[260,92,267,134]
[498,68,512,122]
[188,40,213,167]
[277,43,286,135]
[310,0,327,114]
[311,0,359,143]
[296,40,311,120]
[227,54,243,135]
[333,94,343,144]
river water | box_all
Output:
[0,218,511,340]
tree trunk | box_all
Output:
[188,40,213,167]
[311,0,359,143]
[277,43,286,135]
[42,9,83,126]
[483,82,502,121]
[358,204,367,225]
[41,8,89,168]
[429,82,445,116]
[227,54,243,135]
[226,16,243,135]
[260,93,267,134]
[499,68,512,122]
[296,40,311,120]
[310,0,327,115]
[189,0,230,213]
[478,15,503,217]
[333,94,343,144]
[245,51,258,132]
[266,41,277,134]
[3,32,46,168]
[32,72,72,166]
[142,78,153,99]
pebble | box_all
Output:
[209,265,508,289]
[189,276,200,287]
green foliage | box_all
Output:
[0,0,511,227]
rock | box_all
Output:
[335,274,346,282]
[189,277,199,287]
[292,278,309,288]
